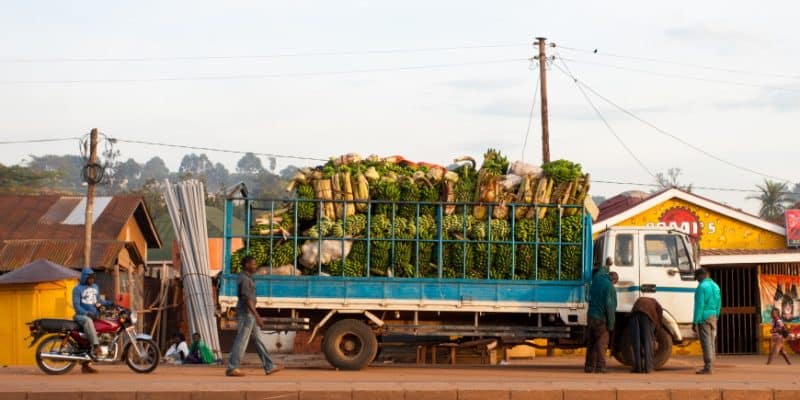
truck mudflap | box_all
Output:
[661,309,683,344]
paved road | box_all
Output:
[2,356,799,399]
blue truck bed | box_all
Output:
[219,198,593,319]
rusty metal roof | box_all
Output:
[0,239,144,272]
[0,195,161,248]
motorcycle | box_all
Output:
[27,305,160,375]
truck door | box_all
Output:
[637,233,697,323]
[607,230,639,313]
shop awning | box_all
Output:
[701,249,800,265]
[0,259,80,285]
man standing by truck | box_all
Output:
[693,268,721,375]
[585,266,617,373]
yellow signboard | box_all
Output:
[615,198,785,251]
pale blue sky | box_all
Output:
[1,1,798,212]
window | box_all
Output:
[614,234,634,267]
[644,234,692,271]
[593,236,605,269]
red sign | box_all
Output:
[659,207,701,242]
[786,210,800,248]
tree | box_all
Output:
[179,153,214,177]
[206,162,230,193]
[279,165,300,180]
[26,154,84,193]
[141,157,170,182]
[236,153,265,175]
[109,158,142,191]
[749,180,794,223]
[654,168,693,192]
[0,163,58,193]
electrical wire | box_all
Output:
[554,58,796,185]
[556,45,800,80]
[520,66,540,161]
[113,138,328,162]
[553,56,655,178]
[0,137,79,145]
[594,179,797,196]
[558,57,800,93]
[0,58,527,86]
[0,43,531,64]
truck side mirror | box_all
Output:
[605,257,613,267]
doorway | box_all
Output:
[708,265,759,354]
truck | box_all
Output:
[218,192,701,370]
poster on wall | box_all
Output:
[787,210,800,248]
[759,274,800,322]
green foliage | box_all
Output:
[542,159,583,185]
[480,149,509,175]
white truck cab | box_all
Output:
[594,226,700,367]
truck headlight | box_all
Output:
[130,311,138,325]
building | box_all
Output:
[0,195,162,329]
[595,188,800,355]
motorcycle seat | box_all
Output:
[37,319,80,332]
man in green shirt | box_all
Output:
[585,266,617,373]
[693,268,721,375]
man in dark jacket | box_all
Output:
[72,267,113,373]
[630,296,663,373]
[585,267,617,373]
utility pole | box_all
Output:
[536,37,551,164]
[84,128,99,267]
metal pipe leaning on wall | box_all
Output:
[163,179,221,359]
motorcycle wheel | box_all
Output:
[124,338,160,373]
[36,334,78,375]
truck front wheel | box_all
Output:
[322,319,378,370]
[613,324,673,370]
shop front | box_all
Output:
[595,188,800,355]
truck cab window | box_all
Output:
[676,238,693,274]
[614,234,634,266]
[644,235,678,267]
[593,236,605,269]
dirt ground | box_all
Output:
[2,355,798,399]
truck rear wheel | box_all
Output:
[613,324,673,370]
[322,319,378,371]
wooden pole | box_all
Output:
[84,128,99,267]
[536,37,551,164]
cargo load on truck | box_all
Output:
[229,149,591,282]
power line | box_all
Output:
[558,57,800,93]
[554,58,796,185]
[0,137,79,145]
[594,179,797,196]
[112,138,328,162]
[520,68,540,162]
[0,58,528,86]
[552,56,655,178]
[556,45,800,80]
[0,43,531,64]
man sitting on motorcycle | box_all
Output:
[72,267,113,373]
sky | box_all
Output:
[1,1,798,214]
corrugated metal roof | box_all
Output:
[0,239,143,272]
[0,195,161,248]
[701,248,800,256]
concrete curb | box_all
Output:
[4,389,800,400]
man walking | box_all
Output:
[693,268,721,375]
[585,265,617,373]
[630,296,663,373]
[226,256,283,377]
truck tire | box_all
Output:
[652,326,673,370]
[322,319,378,371]
[613,324,673,370]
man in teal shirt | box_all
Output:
[693,268,721,375]
[585,266,617,373]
